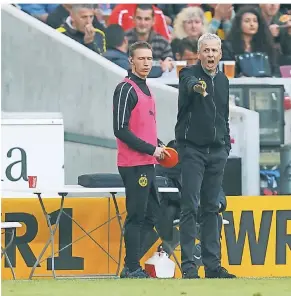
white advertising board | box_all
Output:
[228,105,260,196]
[1,112,65,197]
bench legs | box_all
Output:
[29,192,66,279]
[110,192,124,277]
[1,228,16,280]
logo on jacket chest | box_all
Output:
[198,78,207,90]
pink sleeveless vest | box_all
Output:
[116,78,158,167]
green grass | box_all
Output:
[2,278,291,296]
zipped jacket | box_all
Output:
[175,62,231,153]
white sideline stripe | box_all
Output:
[117,82,127,130]
[121,86,133,128]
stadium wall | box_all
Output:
[1,5,178,183]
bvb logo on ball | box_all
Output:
[138,175,148,187]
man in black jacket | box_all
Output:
[175,33,236,279]
[56,4,106,55]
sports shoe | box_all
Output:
[182,266,200,279]
[120,266,150,279]
[205,266,236,279]
[120,266,129,278]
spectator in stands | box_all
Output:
[222,6,278,77]
[94,4,115,27]
[103,24,163,78]
[171,6,207,58]
[56,4,106,55]
[103,24,129,70]
[18,4,58,23]
[175,38,198,66]
[202,4,235,40]
[259,4,291,65]
[46,4,105,32]
[108,4,171,41]
[126,4,174,73]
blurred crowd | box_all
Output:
[15,3,291,78]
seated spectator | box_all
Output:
[222,6,278,77]
[125,4,174,73]
[103,24,163,78]
[108,4,171,41]
[56,4,106,55]
[175,38,198,66]
[171,6,206,58]
[46,4,105,32]
[202,4,235,40]
[103,24,129,69]
[259,4,291,65]
[18,4,58,22]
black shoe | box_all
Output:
[120,266,150,279]
[120,266,129,278]
[182,266,200,279]
[205,266,236,279]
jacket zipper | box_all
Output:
[211,77,217,142]
[185,112,192,139]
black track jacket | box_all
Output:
[175,62,231,153]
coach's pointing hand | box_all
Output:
[193,81,208,97]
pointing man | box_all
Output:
[175,33,236,279]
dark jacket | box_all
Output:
[57,20,106,54]
[103,48,129,70]
[222,41,280,77]
[47,4,105,32]
[175,62,231,153]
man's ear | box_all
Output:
[176,53,181,60]
[129,57,133,64]
[219,49,222,61]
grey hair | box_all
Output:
[71,4,95,12]
[197,33,221,52]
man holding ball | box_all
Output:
[113,41,170,278]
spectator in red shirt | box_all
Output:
[108,4,171,41]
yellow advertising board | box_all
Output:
[1,195,291,279]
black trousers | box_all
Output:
[118,164,170,271]
[177,144,228,272]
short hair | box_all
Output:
[105,24,125,49]
[135,4,154,17]
[71,4,95,12]
[178,38,198,56]
[197,33,221,52]
[129,41,152,57]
